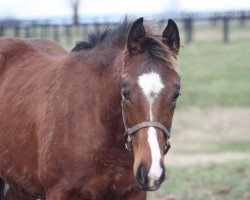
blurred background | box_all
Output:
[1,0,250,199]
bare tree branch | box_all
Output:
[68,0,80,25]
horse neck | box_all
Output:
[96,47,125,146]
[58,47,125,147]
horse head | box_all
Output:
[121,18,180,191]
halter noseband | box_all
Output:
[122,109,171,155]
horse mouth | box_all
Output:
[137,181,162,191]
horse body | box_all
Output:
[0,38,144,199]
[0,18,180,200]
[37,46,144,199]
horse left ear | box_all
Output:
[162,19,180,55]
[127,17,146,54]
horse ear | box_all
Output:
[127,17,146,54]
[162,19,180,55]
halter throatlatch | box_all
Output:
[122,109,171,155]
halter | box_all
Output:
[122,108,171,155]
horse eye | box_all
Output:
[172,92,180,101]
[122,90,130,100]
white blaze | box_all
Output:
[138,72,164,186]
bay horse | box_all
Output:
[0,17,180,200]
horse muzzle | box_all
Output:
[135,162,165,191]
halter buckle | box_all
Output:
[164,141,171,155]
[125,135,132,151]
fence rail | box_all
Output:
[0,10,250,45]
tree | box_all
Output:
[69,0,80,25]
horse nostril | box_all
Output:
[158,163,165,184]
[159,169,165,184]
[136,162,148,189]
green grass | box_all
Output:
[175,140,250,154]
[177,41,250,108]
[149,161,250,200]
[215,140,250,153]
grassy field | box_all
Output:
[148,21,250,200]
[178,41,250,108]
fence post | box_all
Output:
[0,24,3,37]
[184,18,193,43]
[41,24,49,38]
[32,24,38,38]
[25,25,31,38]
[14,23,20,37]
[53,25,59,43]
[240,11,246,27]
[223,17,229,43]
[65,24,72,45]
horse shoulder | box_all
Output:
[27,38,67,58]
[0,37,66,68]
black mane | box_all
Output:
[72,18,132,51]
[72,28,111,51]
[71,18,176,69]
